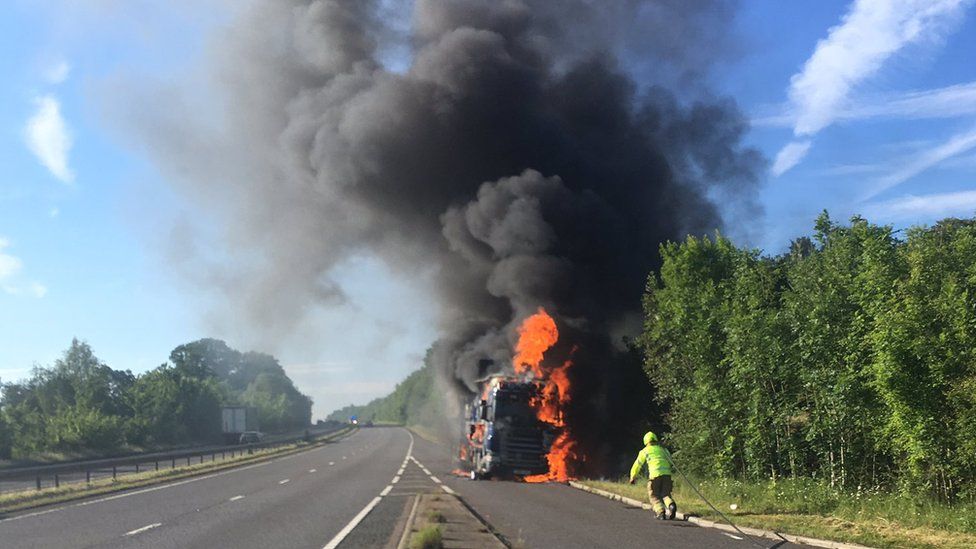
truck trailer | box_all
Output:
[221,406,259,444]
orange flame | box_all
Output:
[513,307,578,483]
[513,309,559,378]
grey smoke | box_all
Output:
[113,0,763,471]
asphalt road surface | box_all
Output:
[410,434,801,549]
[0,427,802,548]
[0,425,344,495]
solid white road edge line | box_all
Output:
[125,523,162,536]
[321,497,381,549]
[320,429,415,549]
[724,533,744,540]
[440,485,456,495]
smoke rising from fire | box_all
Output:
[116,0,763,473]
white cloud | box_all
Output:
[771,0,971,174]
[866,189,976,220]
[866,124,976,198]
[45,60,71,84]
[754,80,976,128]
[49,207,60,218]
[0,237,46,298]
[29,282,48,298]
[788,0,970,137]
[771,140,812,176]
[25,95,74,183]
[0,237,24,281]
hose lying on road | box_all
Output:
[668,458,789,549]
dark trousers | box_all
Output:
[647,475,675,514]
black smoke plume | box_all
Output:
[121,0,762,474]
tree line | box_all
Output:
[327,349,448,431]
[0,338,312,460]
[641,213,976,501]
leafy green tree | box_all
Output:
[872,219,976,499]
[641,233,742,476]
[781,214,899,488]
[129,364,223,444]
[242,371,311,432]
[1,340,134,455]
[0,391,11,459]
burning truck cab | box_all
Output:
[460,375,557,480]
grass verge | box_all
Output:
[0,426,355,516]
[581,478,976,549]
[409,524,444,549]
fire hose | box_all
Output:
[667,456,790,549]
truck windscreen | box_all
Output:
[493,394,534,419]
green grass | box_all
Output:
[409,525,444,549]
[583,477,976,549]
[0,427,355,515]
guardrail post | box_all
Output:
[155,461,159,471]
[212,453,215,462]
[200,455,204,464]
[36,475,41,490]
[186,456,191,466]
[172,458,176,469]
[86,470,91,485]
[54,474,59,488]
[112,466,117,480]
[135,463,140,473]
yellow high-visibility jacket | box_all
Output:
[630,444,673,480]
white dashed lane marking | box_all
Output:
[125,523,162,536]
[309,469,317,473]
[279,479,290,485]
[229,495,244,502]
[321,430,415,549]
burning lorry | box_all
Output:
[459,375,557,480]
[458,308,577,482]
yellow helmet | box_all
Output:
[643,431,658,445]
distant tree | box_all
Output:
[1,340,135,455]
[129,364,223,445]
[242,370,312,431]
[169,338,237,380]
[0,384,11,459]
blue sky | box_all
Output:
[1,1,975,418]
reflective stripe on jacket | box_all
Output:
[630,444,672,480]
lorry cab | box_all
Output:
[461,376,555,479]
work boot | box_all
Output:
[667,502,677,520]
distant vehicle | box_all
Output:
[459,375,555,480]
[222,406,259,444]
[239,431,263,444]
[350,415,358,425]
